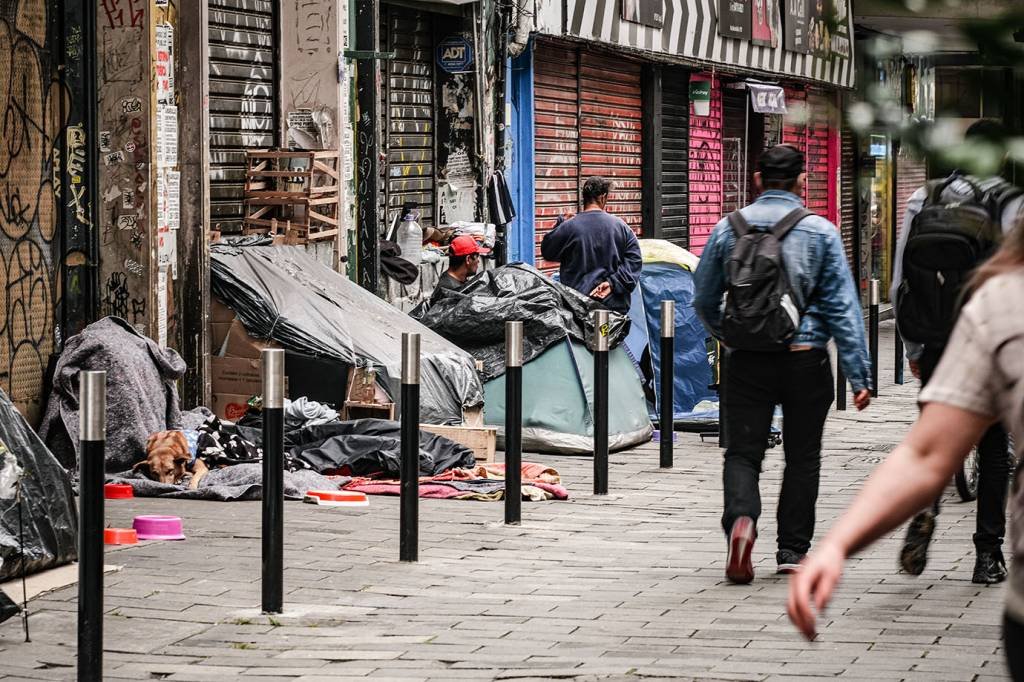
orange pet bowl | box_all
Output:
[104,483,134,499]
[104,528,138,545]
[303,490,369,507]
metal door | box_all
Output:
[661,71,690,248]
[208,0,277,234]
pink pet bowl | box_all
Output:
[132,515,186,541]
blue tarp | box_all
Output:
[626,262,718,425]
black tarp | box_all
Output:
[211,245,483,425]
[0,388,77,582]
[236,418,475,477]
[410,263,630,380]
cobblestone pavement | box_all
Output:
[0,323,1010,681]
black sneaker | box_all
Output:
[900,510,936,576]
[776,549,805,574]
[973,551,1008,585]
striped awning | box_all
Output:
[545,1,854,89]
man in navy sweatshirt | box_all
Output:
[540,176,643,315]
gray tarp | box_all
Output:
[211,245,484,425]
[107,465,344,501]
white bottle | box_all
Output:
[396,210,423,267]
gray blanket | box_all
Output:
[39,317,186,472]
[108,464,347,501]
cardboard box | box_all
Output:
[212,393,254,422]
[210,297,236,323]
[211,356,262,396]
[420,423,497,463]
[210,322,232,354]
[223,319,280,359]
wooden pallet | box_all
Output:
[242,150,341,243]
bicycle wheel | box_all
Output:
[955,446,980,502]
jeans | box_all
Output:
[920,349,1009,554]
[721,348,835,555]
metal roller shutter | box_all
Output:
[533,42,580,271]
[805,91,832,219]
[688,78,723,254]
[896,150,927,243]
[721,89,748,215]
[782,87,807,155]
[840,123,857,268]
[661,71,689,249]
[208,0,277,234]
[578,52,643,236]
[382,7,436,227]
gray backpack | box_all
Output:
[721,208,811,351]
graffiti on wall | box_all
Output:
[0,4,66,419]
[286,0,337,149]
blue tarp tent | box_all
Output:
[624,241,719,427]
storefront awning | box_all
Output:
[747,84,787,114]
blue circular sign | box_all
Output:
[436,36,474,74]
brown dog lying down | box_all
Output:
[134,431,209,489]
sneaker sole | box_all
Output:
[726,517,755,584]
[776,563,801,575]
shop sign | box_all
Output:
[690,79,712,117]
[718,0,752,40]
[436,35,474,74]
[784,0,809,53]
[751,0,777,47]
[830,0,851,58]
[622,0,665,28]
[748,84,786,114]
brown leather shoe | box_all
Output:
[726,516,756,584]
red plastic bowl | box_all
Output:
[104,483,134,499]
[104,528,138,545]
[304,490,369,507]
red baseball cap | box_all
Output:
[450,234,491,257]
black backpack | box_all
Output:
[721,208,811,352]
[895,174,1020,346]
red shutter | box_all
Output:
[533,42,580,271]
[782,87,807,155]
[688,77,723,255]
[578,52,643,236]
[840,122,857,269]
[896,150,928,243]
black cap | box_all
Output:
[757,144,805,180]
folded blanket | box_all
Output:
[343,462,569,501]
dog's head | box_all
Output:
[134,431,191,484]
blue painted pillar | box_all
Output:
[507,40,535,265]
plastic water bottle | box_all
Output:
[396,210,423,267]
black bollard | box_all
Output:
[894,329,905,385]
[400,333,420,562]
[261,349,285,614]
[836,362,847,411]
[504,321,523,525]
[869,279,880,398]
[78,370,105,682]
[659,301,675,469]
[593,310,609,495]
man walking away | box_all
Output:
[540,176,643,315]
[693,144,872,585]
[894,119,1024,585]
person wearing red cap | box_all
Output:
[438,235,491,292]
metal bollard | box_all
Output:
[78,371,105,682]
[894,330,905,385]
[400,333,420,562]
[835,363,847,411]
[504,322,523,525]
[593,310,609,495]
[869,279,880,398]
[659,301,675,469]
[261,349,285,614]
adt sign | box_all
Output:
[437,36,474,74]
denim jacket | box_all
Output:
[693,190,872,393]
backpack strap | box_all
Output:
[728,210,751,237]
[771,208,814,241]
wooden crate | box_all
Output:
[242,150,341,243]
[420,423,497,464]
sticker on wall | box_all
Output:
[157,268,168,348]
[156,24,174,104]
[156,105,178,168]
[104,151,126,165]
[445,149,475,190]
[436,36,473,74]
[99,131,112,152]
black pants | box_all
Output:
[1005,614,1024,680]
[721,348,834,555]
[920,349,1009,554]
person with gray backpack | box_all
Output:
[893,119,1024,585]
[694,144,872,584]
